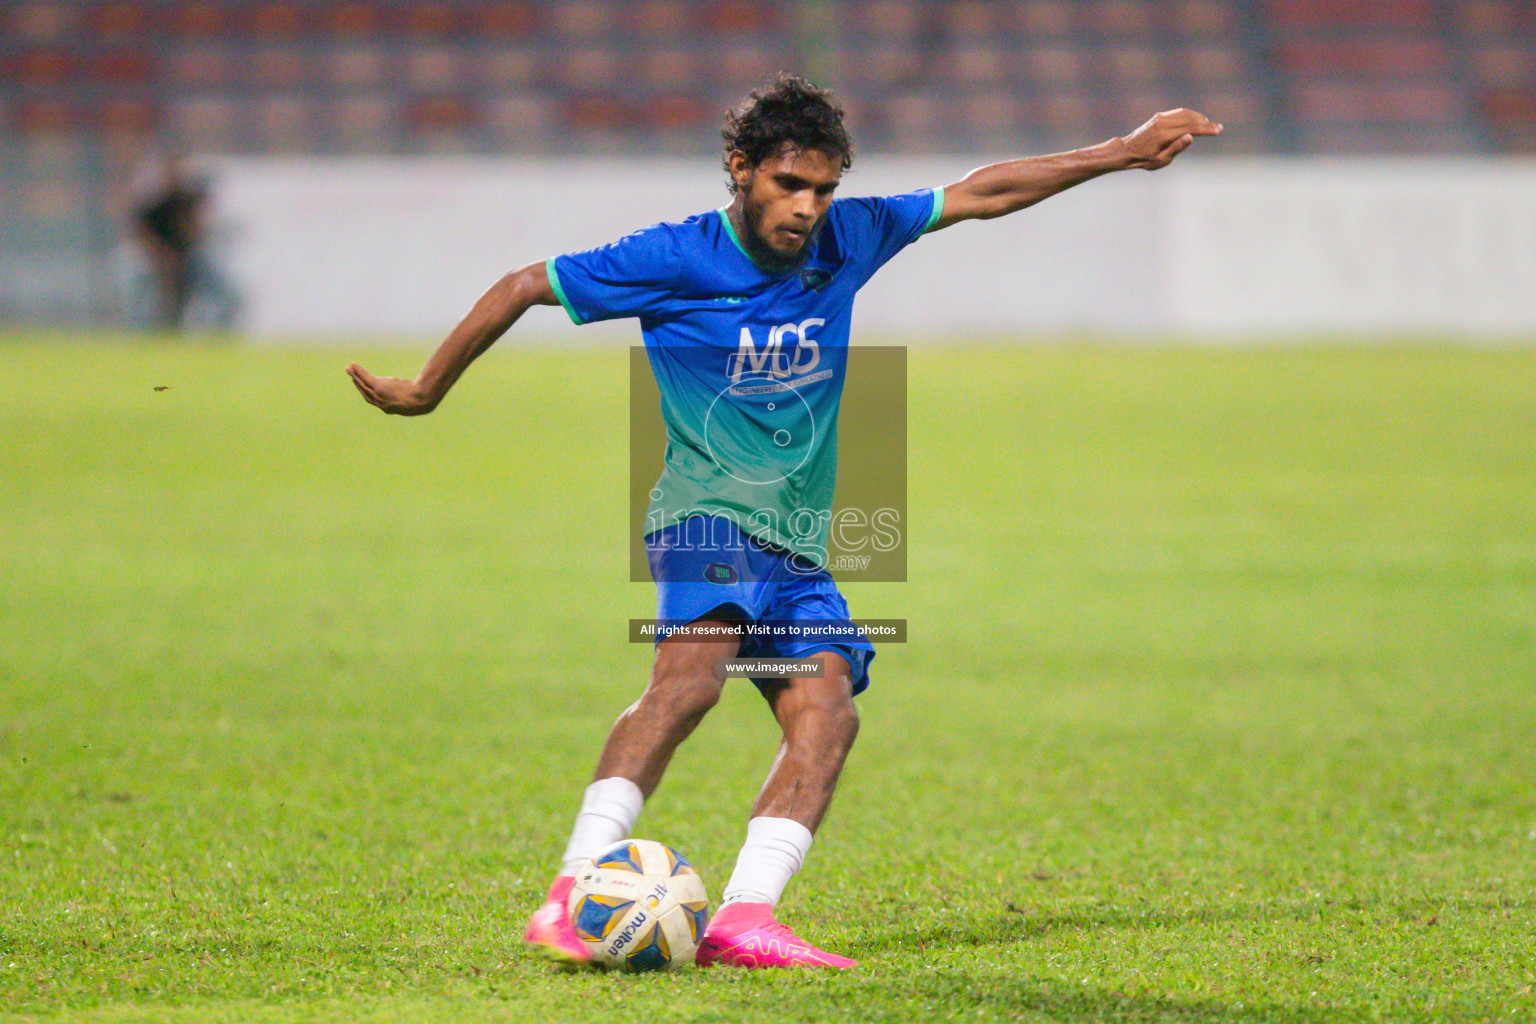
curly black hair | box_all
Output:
[721,73,854,194]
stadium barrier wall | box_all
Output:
[209,157,1536,340]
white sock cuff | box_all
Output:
[721,816,815,907]
[583,776,644,818]
[559,777,645,873]
[745,816,814,868]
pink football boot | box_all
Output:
[695,901,857,969]
[522,875,591,965]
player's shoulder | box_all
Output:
[830,188,936,219]
[562,214,713,279]
[828,189,932,232]
[825,189,940,256]
[607,209,720,257]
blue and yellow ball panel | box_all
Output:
[666,846,698,876]
[624,923,672,972]
[681,900,709,943]
[593,841,645,873]
[572,894,636,943]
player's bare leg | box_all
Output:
[697,651,862,969]
[751,652,861,830]
[592,621,742,794]
[523,622,740,963]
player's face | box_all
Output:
[732,145,843,257]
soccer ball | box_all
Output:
[567,839,710,971]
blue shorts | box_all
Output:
[646,516,874,696]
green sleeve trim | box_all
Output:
[544,256,583,326]
[716,207,754,261]
[923,185,945,234]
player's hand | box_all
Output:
[1119,108,1222,170]
[346,363,437,415]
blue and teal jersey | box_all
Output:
[547,187,943,567]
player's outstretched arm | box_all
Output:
[931,108,1222,231]
[346,260,559,415]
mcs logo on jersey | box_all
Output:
[728,320,826,383]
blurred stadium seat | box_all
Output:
[331,92,401,153]
[478,45,546,91]
[405,43,470,92]
[9,3,81,44]
[168,92,243,151]
[553,45,623,93]
[323,1,385,38]
[637,47,701,93]
[252,93,315,152]
[1174,0,1238,37]
[407,93,479,152]
[477,2,542,38]
[484,92,556,151]
[848,0,925,40]
[169,1,231,39]
[242,1,309,40]
[247,43,319,90]
[633,1,695,38]
[85,1,154,41]
[1088,0,1158,38]
[704,0,781,36]
[325,42,392,90]
[1012,1,1076,37]
[941,1,1002,39]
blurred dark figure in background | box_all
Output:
[122,152,240,331]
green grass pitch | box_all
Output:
[2,336,1533,1023]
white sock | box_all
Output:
[559,777,645,875]
[720,816,814,907]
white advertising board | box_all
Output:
[1160,161,1536,334]
[209,157,1536,340]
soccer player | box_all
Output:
[347,75,1219,969]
